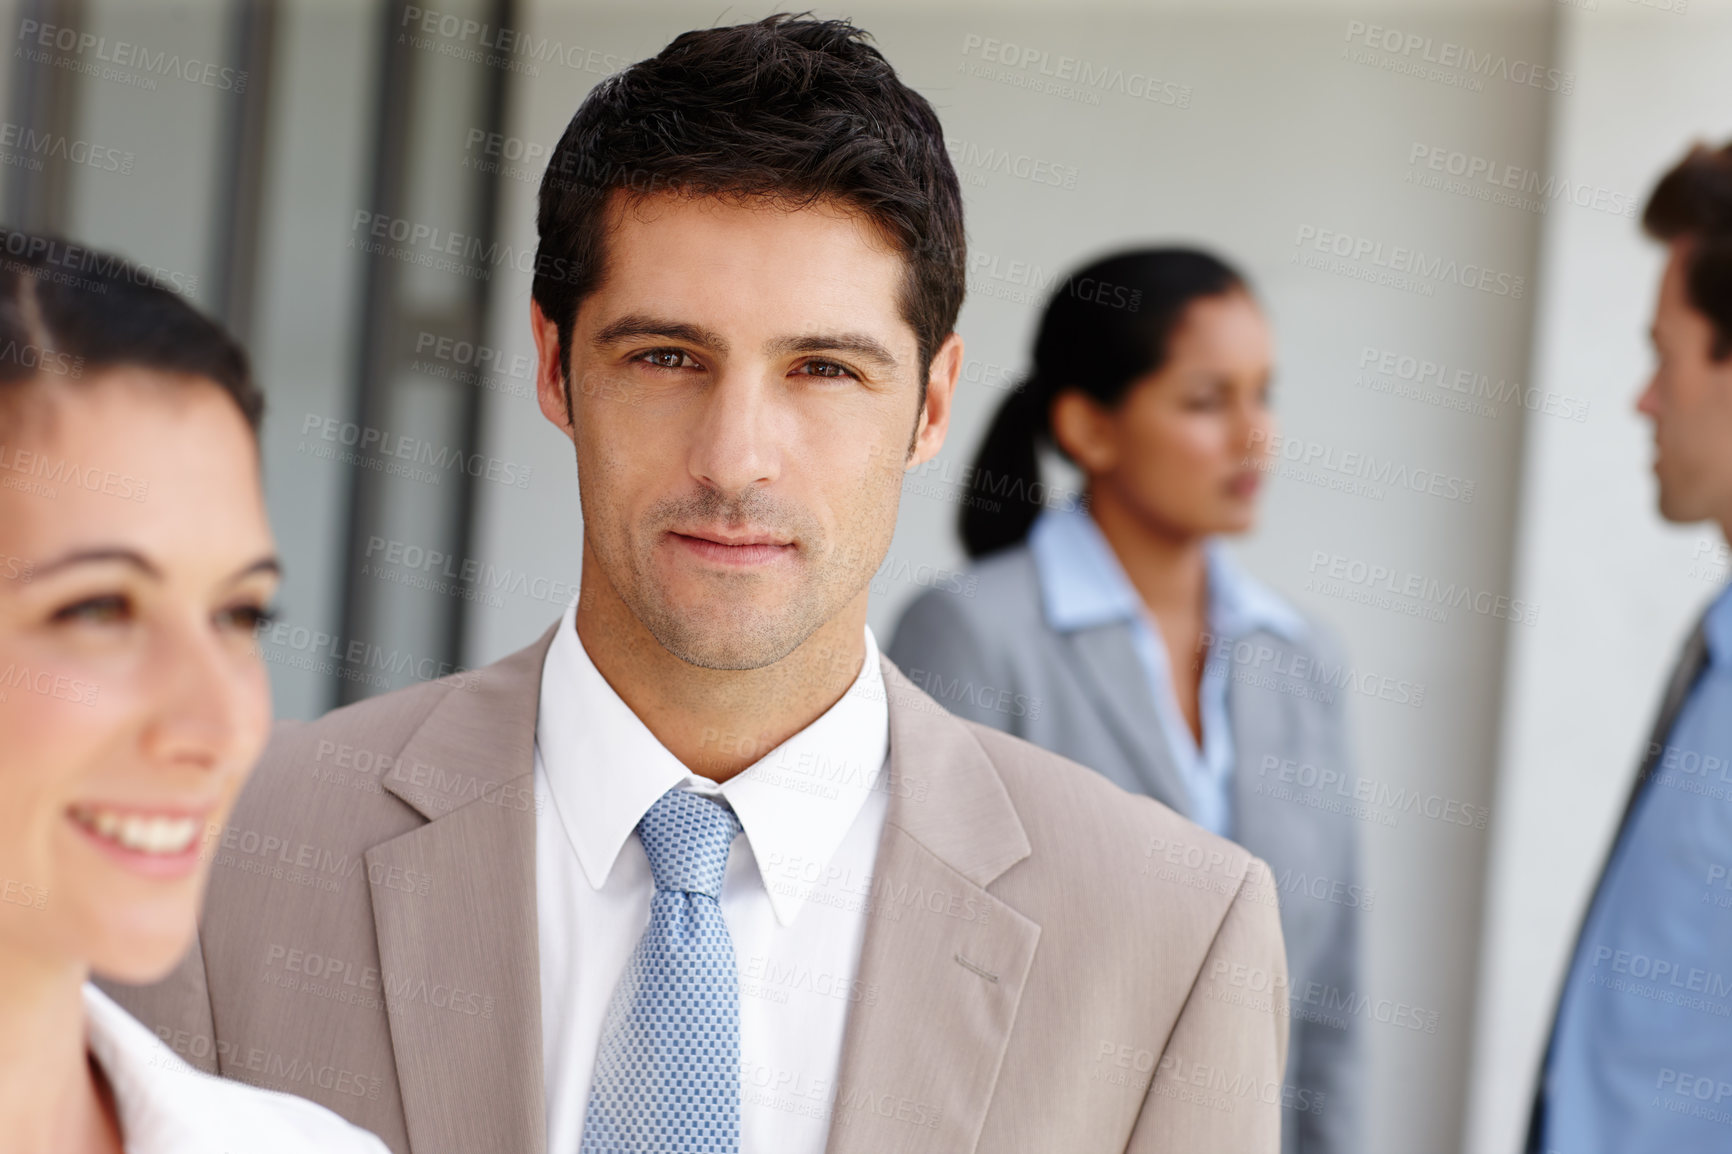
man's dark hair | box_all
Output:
[1643,140,1732,361]
[531,13,965,407]
[0,228,261,433]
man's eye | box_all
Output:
[637,349,697,370]
[798,360,855,380]
[52,594,131,625]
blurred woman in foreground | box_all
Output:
[0,234,388,1154]
[889,247,1362,1154]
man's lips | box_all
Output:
[667,529,796,567]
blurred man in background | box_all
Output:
[1530,140,1732,1153]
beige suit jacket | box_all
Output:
[103,621,1289,1153]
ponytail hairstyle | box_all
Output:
[0,229,260,435]
[960,247,1248,558]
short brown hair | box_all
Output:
[530,13,965,397]
[1643,141,1732,360]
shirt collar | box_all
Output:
[535,595,890,927]
[84,982,192,1149]
[1027,504,1305,643]
[1704,580,1732,670]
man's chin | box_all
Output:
[643,604,812,672]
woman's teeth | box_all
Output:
[70,806,201,855]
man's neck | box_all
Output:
[574,573,870,784]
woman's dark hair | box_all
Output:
[1644,140,1732,361]
[532,13,965,404]
[0,228,260,432]
[960,247,1249,558]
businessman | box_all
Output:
[105,14,1288,1154]
[1529,139,1732,1153]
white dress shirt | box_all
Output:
[535,595,891,1154]
[82,982,390,1154]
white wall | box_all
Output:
[1464,1,1732,1151]
[465,4,1567,1151]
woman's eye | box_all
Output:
[637,349,697,370]
[51,594,131,625]
[216,603,276,633]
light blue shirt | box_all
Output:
[1026,504,1306,837]
[1544,582,1732,1154]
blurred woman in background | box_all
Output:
[889,247,1362,1154]
[0,235,388,1154]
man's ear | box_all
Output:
[531,298,572,436]
[907,331,963,469]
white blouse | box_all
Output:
[83,983,391,1154]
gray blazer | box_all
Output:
[103,620,1290,1153]
[889,545,1363,1154]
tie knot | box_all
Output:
[636,788,741,898]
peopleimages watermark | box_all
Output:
[411,329,535,399]
[253,617,479,696]
[1583,944,1732,1016]
[1405,142,1638,220]
[399,6,627,79]
[946,137,1080,191]
[461,128,549,188]
[349,210,574,285]
[1355,345,1590,424]
[298,413,534,489]
[16,18,248,93]
[0,121,134,176]
[262,943,497,1020]
[1255,755,1489,831]
[868,550,978,600]
[1206,960,1442,1034]
[1654,1068,1732,1128]
[958,33,1192,109]
[1196,630,1426,710]
[0,442,147,504]
[1340,20,1574,95]
[0,229,198,296]
[1688,538,1729,585]
[1292,225,1526,300]
[362,535,575,611]
[1,878,48,911]
[1304,550,1540,628]
[967,248,1142,312]
[0,662,99,707]
[310,739,540,816]
[1248,428,1475,505]
[149,1031,384,1103]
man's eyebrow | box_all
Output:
[591,314,730,353]
[767,333,900,372]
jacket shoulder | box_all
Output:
[264,672,463,768]
[961,717,1261,897]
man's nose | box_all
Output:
[686,369,783,495]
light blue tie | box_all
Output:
[579,788,743,1154]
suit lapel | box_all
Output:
[1615,621,1711,830]
[369,624,558,1154]
[1064,622,1192,815]
[823,660,1041,1154]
